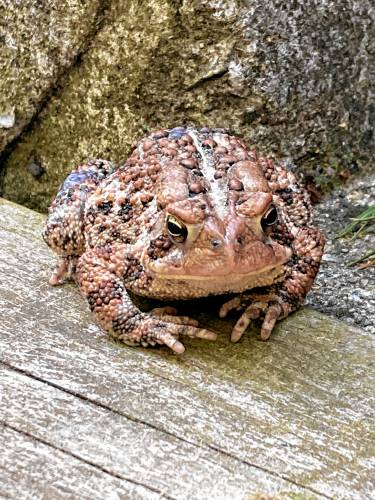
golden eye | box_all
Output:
[261,204,278,231]
[166,215,188,243]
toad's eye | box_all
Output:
[261,205,278,231]
[166,215,188,243]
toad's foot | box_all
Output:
[118,312,217,354]
[219,294,283,342]
[49,257,78,285]
[149,306,199,327]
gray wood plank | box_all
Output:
[0,364,312,499]
[0,198,374,499]
[0,423,159,500]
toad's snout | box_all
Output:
[206,219,260,268]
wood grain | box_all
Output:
[0,364,311,499]
[0,198,374,499]
[0,423,159,499]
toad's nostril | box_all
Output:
[236,236,245,245]
[211,239,221,248]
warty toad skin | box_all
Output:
[43,127,325,353]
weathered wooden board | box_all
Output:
[0,423,159,500]
[0,364,311,499]
[0,198,374,499]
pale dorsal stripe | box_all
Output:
[188,130,228,218]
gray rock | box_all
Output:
[307,174,375,333]
[0,0,374,211]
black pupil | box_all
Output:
[168,220,186,238]
[262,206,277,228]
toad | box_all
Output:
[43,127,325,353]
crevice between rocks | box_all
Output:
[186,68,229,90]
[0,0,113,196]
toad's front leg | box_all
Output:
[76,247,216,353]
[220,291,286,342]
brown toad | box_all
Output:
[43,127,325,353]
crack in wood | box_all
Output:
[0,420,176,500]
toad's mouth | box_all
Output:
[142,239,292,292]
[151,263,287,293]
[155,262,285,281]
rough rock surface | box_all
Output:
[307,174,375,333]
[0,0,102,153]
[0,0,374,211]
